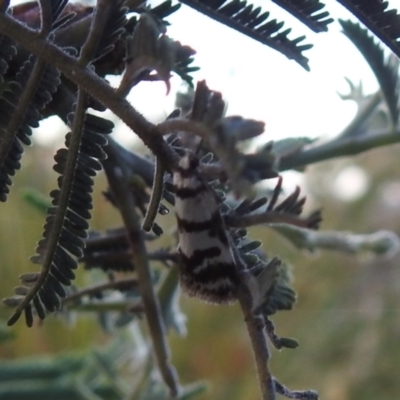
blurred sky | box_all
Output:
[166,0,374,139]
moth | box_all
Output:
[172,153,238,304]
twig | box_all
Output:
[237,284,276,400]
[269,224,400,255]
[67,301,144,313]
[84,227,158,252]
[104,163,180,397]
[83,249,178,266]
[273,378,318,399]
[279,127,400,171]
[142,157,165,232]
[264,317,298,350]
[232,249,276,400]
[226,212,315,230]
[63,278,139,304]
[157,118,214,138]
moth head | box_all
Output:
[179,152,199,171]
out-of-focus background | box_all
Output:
[1,1,400,400]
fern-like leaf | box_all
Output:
[226,176,322,230]
[337,0,400,60]
[3,2,126,324]
[340,19,400,127]
[173,43,199,87]
[261,263,296,316]
[177,0,312,69]
[272,0,333,32]
[0,57,61,202]
[148,0,182,22]
[124,0,181,34]
[3,109,114,326]
[38,0,70,33]
[0,34,16,82]
[266,177,321,229]
[93,0,127,62]
[83,228,165,272]
[83,231,134,272]
[232,221,296,316]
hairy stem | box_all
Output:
[279,127,400,171]
[226,212,314,229]
[104,163,180,397]
[237,284,276,400]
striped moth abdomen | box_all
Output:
[173,153,238,304]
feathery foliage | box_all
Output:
[2,0,125,325]
[0,0,400,399]
[340,19,400,127]
[0,58,61,202]
[178,0,313,70]
[272,0,333,32]
[3,110,114,326]
[337,0,400,59]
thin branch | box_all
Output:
[269,225,400,255]
[67,301,144,313]
[273,378,318,399]
[236,283,276,400]
[230,247,276,400]
[279,127,400,171]
[264,317,298,350]
[157,118,215,138]
[105,164,180,397]
[63,278,139,304]
[226,212,316,229]
[142,157,165,232]
[83,249,178,266]
[84,228,158,252]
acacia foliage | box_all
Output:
[0,1,399,399]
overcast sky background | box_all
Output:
[153,0,387,136]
